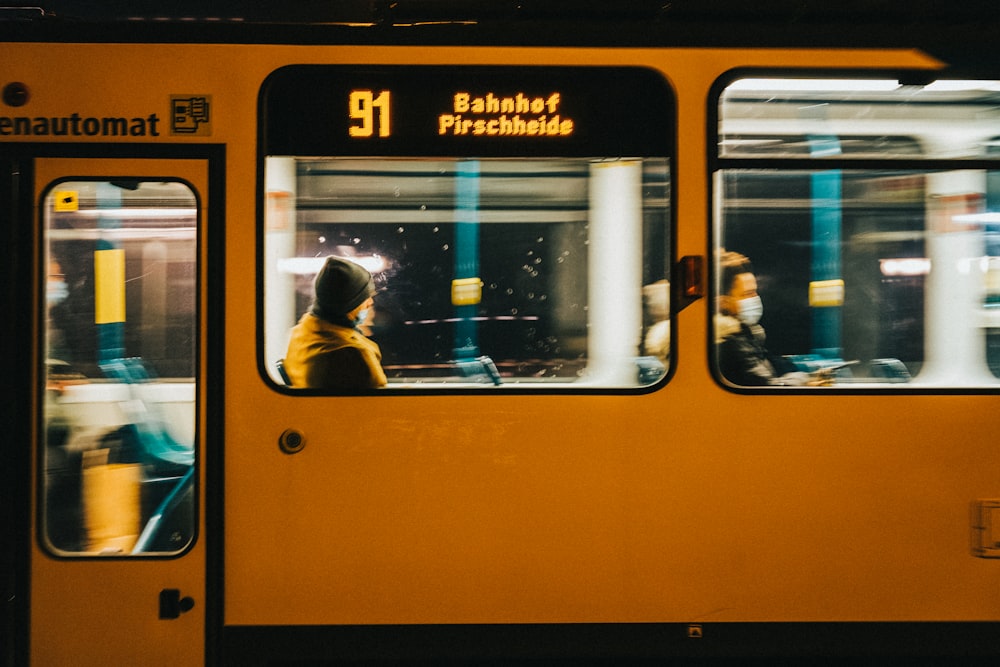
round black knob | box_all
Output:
[2,82,29,107]
[279,428,306,454]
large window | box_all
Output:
[261,66,673,390]
[42,180,196,555]
[265,157,670,388]
[714,76,1000,388]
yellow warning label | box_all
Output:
[451,277,483,306]
[809,279,845,307]
[94,248,126,324]
[53,190,78,212]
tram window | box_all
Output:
[263,157,672,389]
[714,76,1000,388]
[42,180,197,555]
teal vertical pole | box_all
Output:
[809,136,842,358]
[988,172,1000,308]
[453,160,480,359]
[96,182,124,364]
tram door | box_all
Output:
[29,157,211,666]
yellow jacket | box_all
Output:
[284,313,387,389]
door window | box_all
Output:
[42,179,197,555]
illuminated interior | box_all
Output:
[263,157,671,388]
[716,76,1000,387]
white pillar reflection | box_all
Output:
[915,169,995,385]
[265,157,298,380]
[585,160,643,386]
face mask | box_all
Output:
[354,308,370,326]
[736,295,763,325]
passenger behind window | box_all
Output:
[642,279,670,362]
[716,251,826,387]
[284,257,387,389]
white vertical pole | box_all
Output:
[915,169,994,385]
[586,160,643,386]
[264,157,298,379]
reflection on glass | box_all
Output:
[719,76,1000,160]
[43,180,197,555]
[264,157,671,389]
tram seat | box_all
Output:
[453,355,502,385]
[275,358,292,386]
[786,353,855,379]
[99,357,195,553]
[868,358,911,382]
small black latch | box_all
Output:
[159,588,195,619]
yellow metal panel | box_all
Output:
[31,157,209,666]
[218,44,979,628]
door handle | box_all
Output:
[159,588,195,619]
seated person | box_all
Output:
[716,251,812,386]
[642,279,670,361]
[284,256,387,389]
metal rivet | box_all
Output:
[2,82,29,107]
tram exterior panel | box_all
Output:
[4,37,1000,663]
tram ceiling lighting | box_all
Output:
[880,258,930,276]
[726,79,902,93]
[920,80,1000,93]
[46,227,196,241]
[954,212,1000,224]
[879,256,1000,278]
[64,207,197,219]
[277,255,388,276]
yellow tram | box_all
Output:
[4,3,1000,663]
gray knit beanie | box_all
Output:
[310,256,375,320]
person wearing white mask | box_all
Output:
[284,256,387,389]
[715,251,811,386]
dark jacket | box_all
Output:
[716,314,800,386]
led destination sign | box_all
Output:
[262,66,672,157]
[440,92,573,137]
